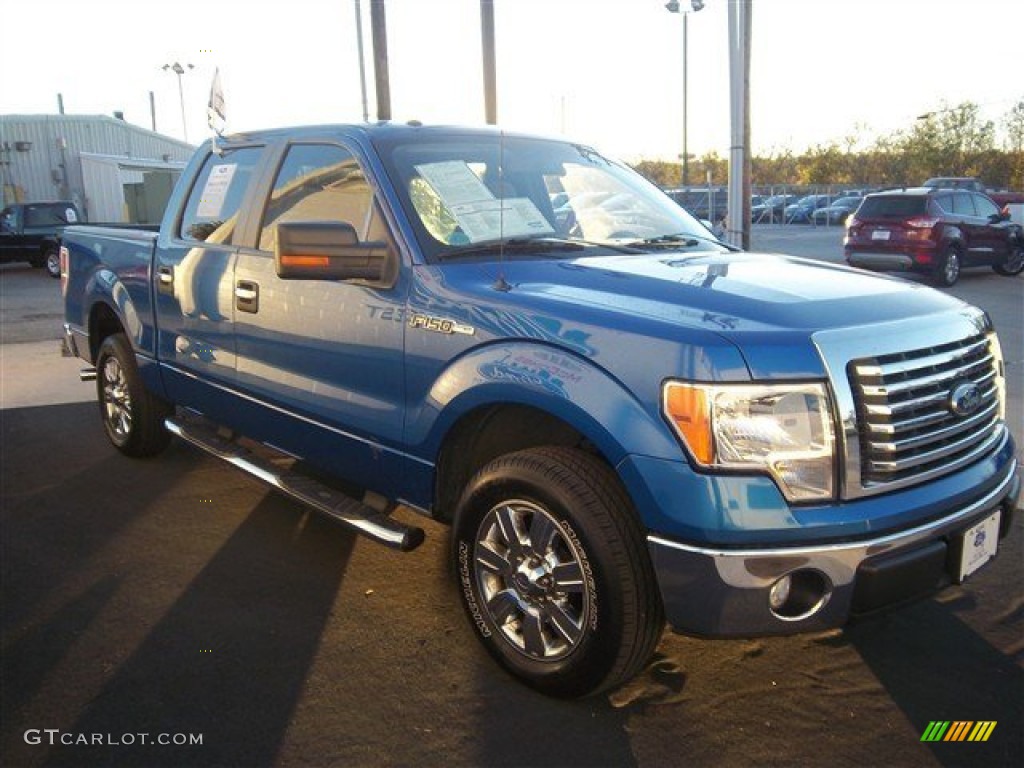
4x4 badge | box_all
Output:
[948,382,982,417]
[409,314,475,336]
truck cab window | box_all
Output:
[180,147,263,244]
[258,143,387,253]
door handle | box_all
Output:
[236,280,259,313]
[157,265,174,295]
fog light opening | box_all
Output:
[768,570,830,621]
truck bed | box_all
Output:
[62,225,160,361]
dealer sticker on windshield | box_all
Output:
[958,510,1000,581]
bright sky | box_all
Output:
[1,0,1021,162]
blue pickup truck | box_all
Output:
[61,123,1019,698]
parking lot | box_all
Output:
[1,225,1022,767]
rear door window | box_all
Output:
[952,192,977,216]
[180,147,264,244]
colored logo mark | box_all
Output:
[921,721,996,742]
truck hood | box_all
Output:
[491,250,971,379]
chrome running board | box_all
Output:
[165,415,425,551]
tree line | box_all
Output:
[633,100,1024,191]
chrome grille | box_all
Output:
[848,334,1001,487]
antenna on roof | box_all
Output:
[492,128,511,292]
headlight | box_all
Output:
[663,381,836,503]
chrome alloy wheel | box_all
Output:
[943,249,961,285]
[101,355,133,440]
[473,499,591,661]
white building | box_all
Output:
[0,114,193,223]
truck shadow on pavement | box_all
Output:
[38,497,356,768]
[1,402,354,767]
[847,596,1023,767]
[3,402,639,767]
[2,402,192,724]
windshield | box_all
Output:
[374,131,720,263]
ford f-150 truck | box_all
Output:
[61,123,1020,698]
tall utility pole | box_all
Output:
[370,0,391,121]
[354,0,370,122]
[665,1,705,189]
[481,0,497,125]
[725,0,752,250]
[162,62,194,142]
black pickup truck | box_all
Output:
[0,201,82,277]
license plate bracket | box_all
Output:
[957,510,1000,582]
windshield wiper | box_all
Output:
[627,233,702,247]
[623,232,740,252]
[437,236,641,261]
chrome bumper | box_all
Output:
[62,323,97,380]
[648,461,1019,637]
[845,252,914,270]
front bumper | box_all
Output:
[647,459,1019,637]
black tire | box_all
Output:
[935,245,962,287]
[452,446,664,698]
[95,333,172,457]
[993,243,1024,276]
[43,246,61,278]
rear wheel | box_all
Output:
[993,243,1024,276]
[935,245,962,287]
[43,246,61,278]
[452,446,664,698]
[96,333,172,457]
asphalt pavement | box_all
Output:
[1,228,1022,767]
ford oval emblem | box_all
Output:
[949,382,983,417]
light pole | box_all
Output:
[162,62,194,142]
[665,1,704,190]
[354,0,369,122]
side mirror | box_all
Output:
[275,220,395,284]
[988,211,1009,224]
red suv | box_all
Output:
[844,187,1024,286]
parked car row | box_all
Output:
[664,187,728,224]
[669,188,888,228]
[750,191,871,225]
[810,196,863,226]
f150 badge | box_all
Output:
[409,313,475,336]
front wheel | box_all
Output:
[993,244,1024,276]
[452,447,664,698]
[96,333,172,457]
